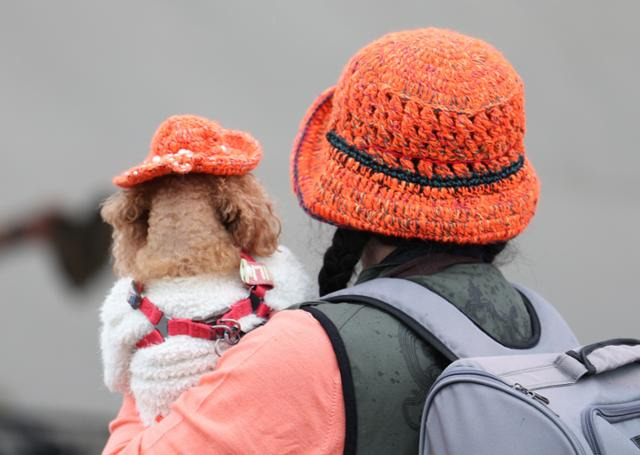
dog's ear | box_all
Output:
[101,187,151,276]
[216,175,281,257]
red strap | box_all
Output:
[221,297,253,322]
[168,319,222,340]
[255,301,271,319]
[136,320,229,348]
[136,330,164,349]
[253,285,268,299]
[219,281,272,323]
[129,292,167,348]
[219,297,272,322]
[240,251,256,263]
[138,297,164,325]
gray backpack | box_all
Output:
[324,278,640,455]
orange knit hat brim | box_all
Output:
[113,151,260,188]
[291,88,540,244]
[113,118,262,188]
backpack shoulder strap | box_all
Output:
[323,277,579,360]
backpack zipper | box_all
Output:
[422,368,586,455]
[513,382,551,406]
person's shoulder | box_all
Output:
[183,308,346,455]
[302,300,446,368]
[265,308,332,339]
[215,309,340,376]
[304,300,407,335]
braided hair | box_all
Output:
[318,228,508,296]
[318,228,370,296]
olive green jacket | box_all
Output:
[306,257,533,454]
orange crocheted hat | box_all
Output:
[114,114,262,188]
[291,28,540,244]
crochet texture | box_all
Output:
[291,28,540,244]
[115,115,262,188]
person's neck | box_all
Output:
[361,237,397,268]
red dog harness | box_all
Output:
[128,252,274,349]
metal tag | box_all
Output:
[239,257,274,288]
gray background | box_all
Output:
[0,0,637,422]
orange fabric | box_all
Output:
[114,115,262,188]
[102,310,345,455]
[291,28,540,244]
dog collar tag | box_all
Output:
[240,257,274,288]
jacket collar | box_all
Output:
[356,245,481,284]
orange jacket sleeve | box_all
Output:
[102,309,345,455]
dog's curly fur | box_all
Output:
[101,173,281,282]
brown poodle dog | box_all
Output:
[99,116,311,426]
[101,173,280,283]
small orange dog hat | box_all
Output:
[114,115,262,188]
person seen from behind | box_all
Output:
[103,28,561,454]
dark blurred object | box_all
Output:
[0,413,79,454]
[0,200,112,288]
[0,407,108,454]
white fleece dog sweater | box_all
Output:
[100,245,313,426]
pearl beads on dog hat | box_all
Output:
[114,114,262,188]
[291,28,540,244]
